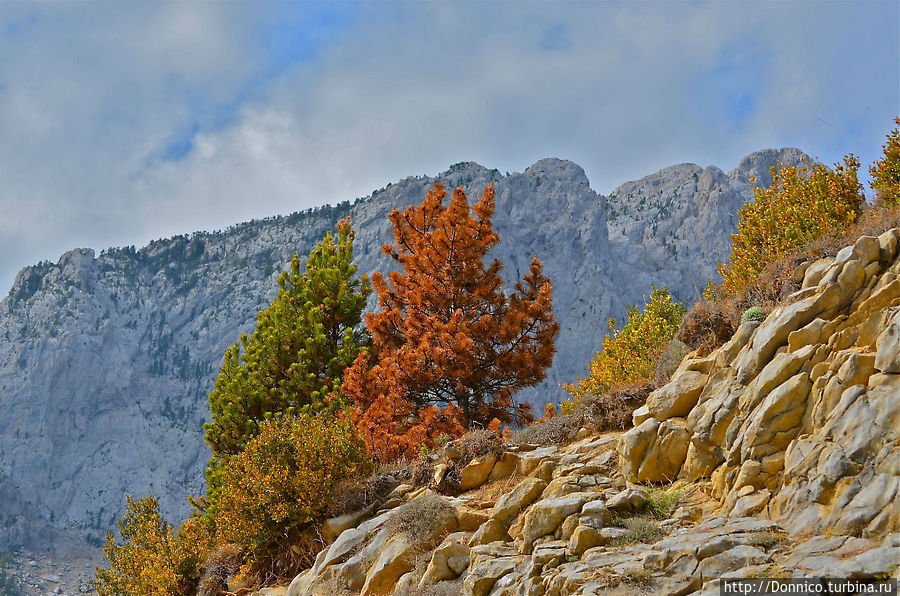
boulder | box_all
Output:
[520,493,597,553]
[459,453,499,490]
[419,538,470,586]
[491,477,547,523]
[645,369,708,421]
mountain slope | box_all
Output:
[0,149,807,552]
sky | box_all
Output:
[0,1,898,296]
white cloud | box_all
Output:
[0,1,897,294]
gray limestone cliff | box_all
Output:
[0,149,807,552]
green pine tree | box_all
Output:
[203,218,371,467]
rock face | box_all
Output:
[0,149,808,551]
[282,401,898,596]
[619,228,900,537]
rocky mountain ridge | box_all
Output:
[0,149,807,554]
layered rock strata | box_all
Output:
[620,228,900,537]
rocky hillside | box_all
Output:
[0,149,808,553]
[268,227,899,596]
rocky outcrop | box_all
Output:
[0,150,809,551]
[619,228,900,538]
[278,424,897,596]
[265,228,900,596]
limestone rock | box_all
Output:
[491,477,547,523]
[645,369,707,421]
[520,493,597,553]
[465,544,525,596]
[875,308,900,373]
[459,453,498,491]
[419,538,470,586]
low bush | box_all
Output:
[740,306,767,324]
[681,200,900,355]
[717,154,864,297]
[196,544,242,596]
[510,385,650,447]
[611,517,666,546]
[384,493,456,545]
[211,413,371,580]
[326,471,403,518]
[870,118,900,207]
[645,488,682,519]
[93,495,205,596]
[564,286,684,400]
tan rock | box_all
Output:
[321,503,375,544]
[455,506,489,531]
[735,285,837,383]
[632,404,652,426]
[459,452,498,490]
[360,534,416,595]
[491,477,546,523]
[465,545,525,596]
[488,451,520,481]
[557,513,580,540]
[715,320,761,368]
[606,487,648,514]
[730,489,770,517]
[541,476,583,500]
[741,345,813,413]
[837,259,866,303]
[433,463,449,485]
[646,369,708,421]
[469,517,511,546]
[533,459,556,482]
[837,351,876,387]
[875,308,900,373]
[618,417,658,481]
[567,525,602,555]
[853,235,883,267]
[419,539,470,586]
[802,258,832,289]
[879,228,898,262]
[520,493,596,553]
[394,572,416,593]
[788,318,827,352]
[626,418,690,482]
[737,372,811,461]
[580,499,613,528]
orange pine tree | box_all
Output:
[342,183,559,460]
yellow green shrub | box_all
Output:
[564,286,684,400]
[93,495,206,596]
[211,413,371,558]
[717,155,864,297]
[870,118,900,207]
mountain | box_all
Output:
[0,149,808,553]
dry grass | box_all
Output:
[383,493,456,545]
[326,470,404,518]
[509,384,650,447]
[197,544,243,596]
[467,473,526,506]
[235,526,325,589]
[610,517,666,546]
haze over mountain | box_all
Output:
[0,148,807,553]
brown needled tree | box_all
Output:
[343,182,559,461]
